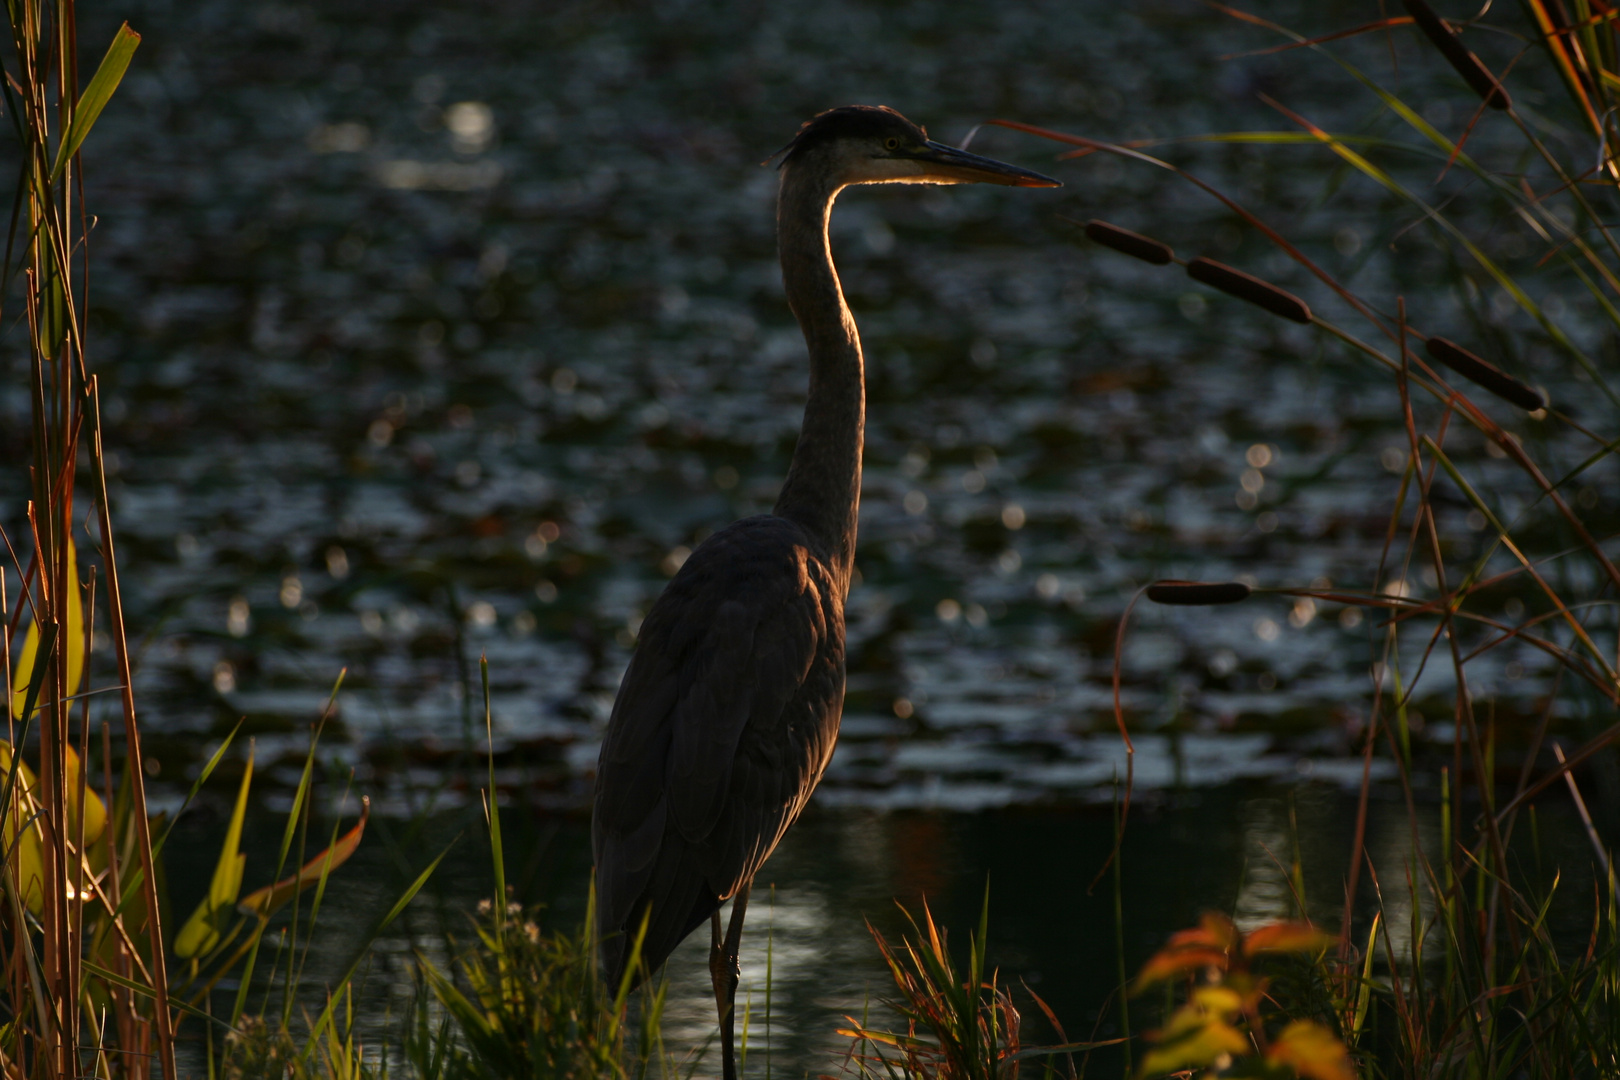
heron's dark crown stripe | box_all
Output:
[775,105,928,168]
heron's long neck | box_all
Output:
[772,166,863,589]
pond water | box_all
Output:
[156,788,1602,1076]
[3,0,1619,1073]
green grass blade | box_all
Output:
[50,23,140,182]
[83,960,218,1025]
[300,836,457,1062]
[152,719,241,862]
[173,741,254,958]
[481,655,505,944]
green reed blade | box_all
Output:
[173,741,253,959]
[49,23,140,183]
[299,837,455,1063]
[151,720,241,863]
[482,655,505,945]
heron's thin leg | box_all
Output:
[715,883,751,1080]
[709,907,728,1070]
[709,908,725,1010]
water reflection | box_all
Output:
[1370,812,1442,967]
[163,783,1593,1076]
[1232,797,1297,930]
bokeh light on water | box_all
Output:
[2,0,1614,1071]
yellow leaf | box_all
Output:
[51,24,142,182]
[1154,986,1246,1045]
[1138,1015,1249,1078]
[9,541,87,720]
[9,623,38,722]
[1189,984,1245,1019]
[1267,1020,1357,1080]
[59,741,107,847]
[0,740,107,915]
[175,751,254,958]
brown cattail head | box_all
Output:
[1146,580,1253,605]
[1186,258,1312,324]
[1425,337,1546,411]
[1085,220,1174,265]
[1401,0,1511,109]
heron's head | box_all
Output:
[777,105,1059,189]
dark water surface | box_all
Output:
[160,787,1597,1076]
[4,0,1619,1072]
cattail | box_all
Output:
[1186,258,1312,324]
[1401,0,1511,109]
[1085,220,1174,265]
[1146,580,1252,605]
[1425,337,1546,411]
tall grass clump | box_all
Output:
[1004,2,1620,1075]
[837,889,1106,1080]
[404,658,673,1080]
[173,690,442,1080]
[1,10,433,1069]
[0,0,179,1075]
[406,890,671,1080]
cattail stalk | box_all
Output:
[1425,337,1545,411]
[1146,580,1252,605]
[1085,219,1174,265]
[1187,257,1313,324]
[1401,0,1511,109]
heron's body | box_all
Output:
[590,106,1055,1075]
[593,512,848,980]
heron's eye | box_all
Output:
[884,137,900,151]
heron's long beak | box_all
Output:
[909,140,1061,187]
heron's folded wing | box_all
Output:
[666,549,825,834]
[691,588,836,897]
[594,643,680,835]
[674,575,832,901]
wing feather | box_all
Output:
[592,516,843,984]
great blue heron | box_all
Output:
[592,105,1057,1078]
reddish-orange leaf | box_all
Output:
[1133,946,1231,990]
[238,797,369,917]
[1243,920,1338,956]
[1167,911,1238,951]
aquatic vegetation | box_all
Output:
[836,892,1099,1080]
[1004,2,1620,1076]
[405,893,672,1080]
[1130,913,1349,1080]
[405,660,673,1080]
[0,0,176,1074]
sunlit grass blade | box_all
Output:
[151,719,242,861]
[300,836,454,1062]
[236,795,370,919]
[481,655,505,944]
[49,23,140,182]
[173,742,254,959]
